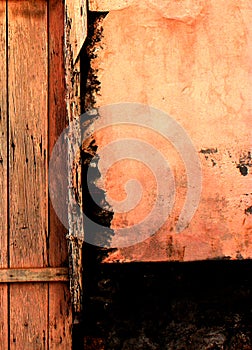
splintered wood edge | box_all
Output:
[0,268,69,283]
[66,0,87,63]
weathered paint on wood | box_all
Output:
[0,268,69,283]
[0,1,8,348]
[48,0,72,347]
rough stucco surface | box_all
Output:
[86,0,252,262]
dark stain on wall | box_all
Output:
[237,152,252,176]
[245,206,252,215]
[237,164,248,176]
[73,257,252,349]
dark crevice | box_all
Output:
[80,11,108,113]
[73,10,114,350]
[79,10,114,249]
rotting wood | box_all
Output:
[0,1,8,348]
[65,0,87,315]
[0,268,69,283]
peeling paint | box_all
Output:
[199,148,218,154]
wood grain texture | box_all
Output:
[8,0,48,269]
[48,286,72,349]
[49,0,68,269]
[49,0,72,348]
[9,284,48,350]
[0,0,8,269]
[8,1,49,348]
[0,1,8,349]
[0,268,69,283]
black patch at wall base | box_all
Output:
[73,260,252,349]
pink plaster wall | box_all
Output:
[87,0,252,262]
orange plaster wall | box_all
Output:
[87,0,252,262]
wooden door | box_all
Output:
[0,0,72,348]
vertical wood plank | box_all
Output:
[8,0,48,269]
[48,0,72,348]
[65,0,86,314]
[8,1,48,348]
[48,0,68,268]
[0,1,8,348]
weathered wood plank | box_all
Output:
[48,286,72,349]
[0,1,8,348]
[48,0,69,267]
[0,268,69,283]
[66,0,87,63]
[8,1,49,348]
[10,284,48,349]
[0,0,8,269]
[8,0,48,269]
[0,285,8,350]
[65,0,85,314]
[48,0,72,347]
